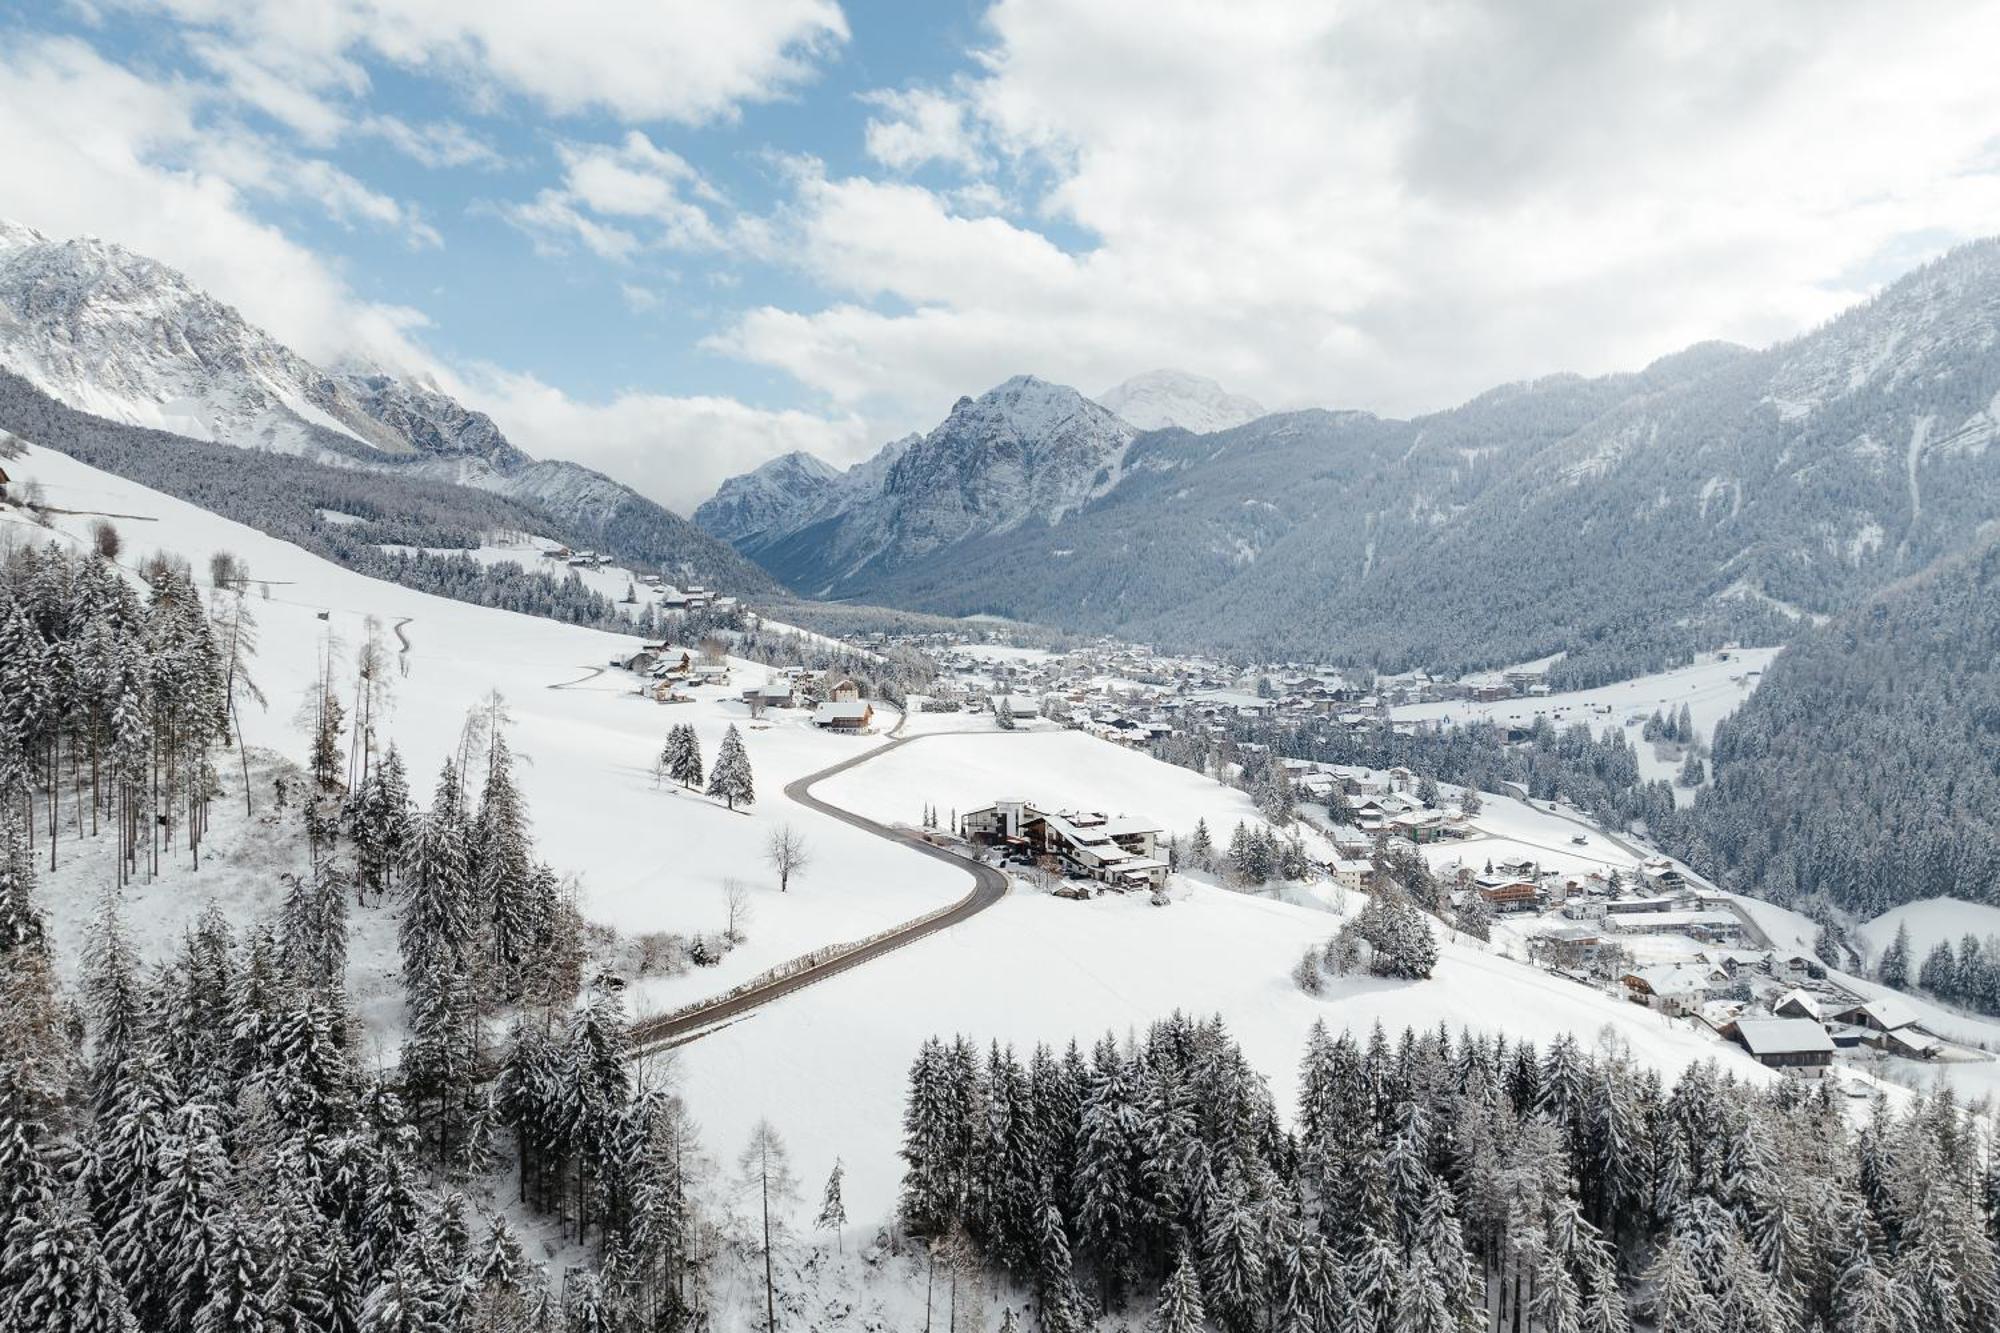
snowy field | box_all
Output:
[1389,648,1784,795]
[11,439,1970,1247]
[945,644,1062,665]
[669,878,1772,1227]
[1856,898,2000,969]
[1425,789,1650,882]
[9,442,964,1024]
[814,728,1334,858]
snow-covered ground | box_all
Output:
[669,877,1772,1228]
[8,441,962,1028]
[6,440,1939,1250]
[1855,897,2000,968]
[814,728,1333,859]
[1389,648,1784,797]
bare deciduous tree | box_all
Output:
[723,878,752,941]
[90,519,121,560]
[766,824,808,893]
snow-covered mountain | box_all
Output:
[704,238,2000,670]
[707,376,1137,595]
[0,221,777,592]
[691,449,839,546]
[1097,368,1266,433]
[0,220,413,457]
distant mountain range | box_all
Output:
[700,240,2000,674]
[0,221,776,593]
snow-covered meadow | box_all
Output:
[1389,648,1783,794]
[9,441,963,1021]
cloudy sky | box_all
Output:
[6,1,2000,512]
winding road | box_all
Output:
[626,733,1009,1053]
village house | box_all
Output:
[812,700,875,732]
[1723,1018,1836,1071]
[1824,997,1939,1058]
[1620,963,1724,1015]
[1329,858,1373,892]
[959,800,1170,890]
[742,679,796,710]
[1475,876,1541,913]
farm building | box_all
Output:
[1723,1018,1835,1070]
[812,701,875,732]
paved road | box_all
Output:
[627,734,1008,1053]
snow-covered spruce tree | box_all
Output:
[664,723,703,791]
[814,1158,848,1252]
[1153,1244,1206,1333]
[1456,888,1492,943]
[475,733,540,996]
[1188,817,1213,872]
[1877,922,1912,989]
[705,725,754,811]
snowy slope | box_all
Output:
[671,878,1770,1226]
[1096,368,1266,433]
[1856,898,2000,970]
[1389,648,1783,797]
[4,439,958,1014]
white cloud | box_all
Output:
[361,115,506,170]
[722,0,2000,425]
[503,132,736,260]
[620,283,665,314]
[459,367,871,515]
[129,0,849,125]
[0,36,433,369]
[861,86,986,173]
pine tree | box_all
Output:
[1,1180,138,1333]
[1153,1243,1206,1333]
[1189,818,1213,872]
[1880,924,1912,984]
[1457,888,1492,943]
[0,817,43,956]
[663,725,703,791]
[1918,939,1956,996]
[814,1159,848,1252]
[705,725,754,811]
[476,735,536,993]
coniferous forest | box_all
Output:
[0,535,720,1332]
[898,1015,2000,1333]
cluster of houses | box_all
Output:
[607,646,877,732]
[538,546,738,614]
[958,799,1170,891]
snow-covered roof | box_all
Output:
[814,701,871,722]
[1098,815,1162,838]
[1730,1018,1835,1057]
[1771,989,1821,1021]
[1627,964,1718,996]
[1832,996,1919,1031]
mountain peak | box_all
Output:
[1096,369,1265,433]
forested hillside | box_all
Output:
[0,372,769,626]
[1680,540,2000,915]
[712,240,2000,676]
